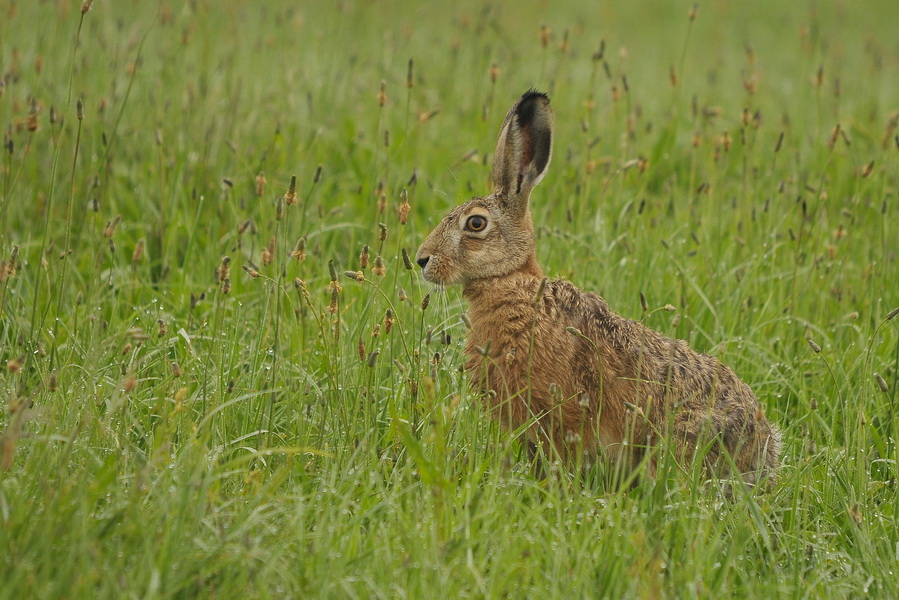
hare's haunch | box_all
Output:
[416,91,780,483]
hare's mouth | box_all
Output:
[421,262,462,287]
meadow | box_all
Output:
[1,0,898,597]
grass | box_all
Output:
[1,0,898,597]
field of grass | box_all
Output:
[1,0,898,597]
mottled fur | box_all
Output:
[416,91,780,483]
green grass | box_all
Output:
[1,0,898,597]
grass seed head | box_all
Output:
[261,236,275,266]
[669,66,679,88]
[407,58,414,88]
[366,350,380,367]
[327,288,339,313]
[378,223,388,242]
[103,215,121,238]
[874,373,889,394]
[132,238,145,262]
[291,237,307,261]
[372,256,386,277]
[328,259,338,282]
[218,256,231,282]
[384,309,395,334]
[344,271,364,282]
[255,172,267,197]
[6,356,23,373]
[360,245,370,269]
[378,80,387,107]
[401,248,413,270]
[284,175,297,204]
[242,265,260,278]
[421,293,430,311]
[807,338,822,353]
[398,188,410,225]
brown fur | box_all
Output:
[416,91,780,483]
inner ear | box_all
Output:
[492,91,554,208]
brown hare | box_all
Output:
[415,90,780,484]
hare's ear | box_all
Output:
[492,90,553,216]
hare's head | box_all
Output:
[416,91,553,286]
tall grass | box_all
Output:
[1,1,897,597]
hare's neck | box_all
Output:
[462,254,544,308]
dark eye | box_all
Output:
[465,215,488,232]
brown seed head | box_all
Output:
[807,338,822,353]
[6,356,23,373]
[242,265,260,278]
[261,236,275,266]
[327,288,339,314]
[384,309,395,334]
[132,238,145,262]
[81,0,93,14]
[291,237,307,261]
[378,80,387,107]
[284,175,297,205]
[398,188,410,225]
[360,245,370,269]
[218,256,231,282]
[372,256,386,277]
[255,172,267,197]
[489,63,499,83]
[103,215,122,238]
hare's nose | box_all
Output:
[416,256,430,269]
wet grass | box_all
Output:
[1,1,898,597]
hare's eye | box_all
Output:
[465,215,488,232]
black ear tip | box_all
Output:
[516,90,551,125]
[520,89,550,104]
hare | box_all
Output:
[415,91,780,484]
